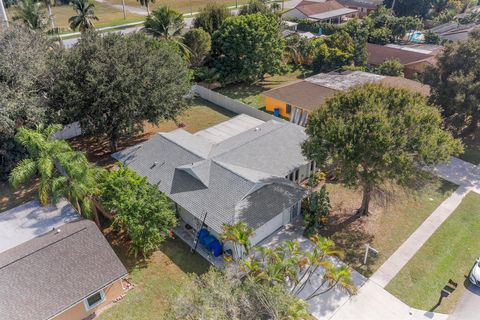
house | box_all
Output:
[429,21,480,42]
[113,115,312,258]
[337,0,382,16]
[0,200,128,320]
[282,0,358,23]
[263,70,430,123]
[367,43,438,79]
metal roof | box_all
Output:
[309,7,358,20]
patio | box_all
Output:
[172,220,226,269]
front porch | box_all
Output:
[172,220,227,269]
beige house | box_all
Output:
[0,200,128,320]
[282,0,358,23]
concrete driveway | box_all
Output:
[449,281,480,320]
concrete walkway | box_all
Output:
[370,185,470,288]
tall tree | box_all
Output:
[302,84,463,215]
[193,2,231,35]
[41,0,55,30]
[14,0,49,31]
[221,221,255,259]
[144,6,185,39]
[183,28,211,67]
[239,0,271,15]
[68,0,98,33]
[0,25,51,181]
[384,0,433,17]
[427,30,480,134]
[136,0,153,14]
[312,31,355,72]
[46,31,190,152]
[9,125,101,218]
[211,13,285,84]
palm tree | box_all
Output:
[306,265,357,300]
[221,221,255,260]
[14,0,49,31]
[9,124,70,206]
[136,0,154,15]
[69,0,98,33]
[42,0,55,31]
[9,125,102,220]
[144,6,185,39]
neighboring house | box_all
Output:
[337,0,382,16]
[367,43,438,79]
[0,200,128,320]
[429,21,480,42]
[282,0,358,23]
[263,70,430,123]
[113,115,312,257]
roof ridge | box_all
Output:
[0,224,88,271]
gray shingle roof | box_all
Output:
[113,119,308,234]
[0,202,127,320]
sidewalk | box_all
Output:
[370,185,470,288]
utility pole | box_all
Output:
[121,0,126,20]
[0,0,8,31]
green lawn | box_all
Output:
[98,236,210,320]
[7,3,144,33]
[386,192,480,314]
[110,0,250,14]
[216,70,307,109]
[322,178,458,277]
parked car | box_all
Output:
[469,257,480,286]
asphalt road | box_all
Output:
[449,281,480,320]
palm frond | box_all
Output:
[9,158,37,188]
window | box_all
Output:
[294,169,299,181]
[84,290,105,311]
[289,172,294,181]
[310,161,315,172]
[286,104,292,114]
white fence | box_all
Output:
[53,121,82,140]
[192,85,287,123]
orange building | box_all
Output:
[0,200,128,320]
[264,71,430,125]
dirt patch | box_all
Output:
[0,179,38,213]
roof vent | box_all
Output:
[53,227,61,234]
[254,127,261,132]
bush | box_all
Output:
[99,164,177,257]
[377,58,404,76]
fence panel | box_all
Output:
[53,121,82,140]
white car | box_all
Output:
[469,257,480,287]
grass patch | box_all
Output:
[111,0,250,14]
[7,3,143,31]
[98,229,209,320]
[385,192,480,314]
[216,70,307,109]
[319,178,457,277]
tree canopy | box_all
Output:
[383,0,433,17]
[46,31,191,152]
[377,58,404,76]
[193,3,231,35]
[183,28,212,68]
[427,29,480,134]
[165,268,309,320]
[302,84,463,215]
[211,13,285,84]
[99,164,177,257]
[144,6,185,39]
[0,25,52,180]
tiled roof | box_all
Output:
[0,201,127,320]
